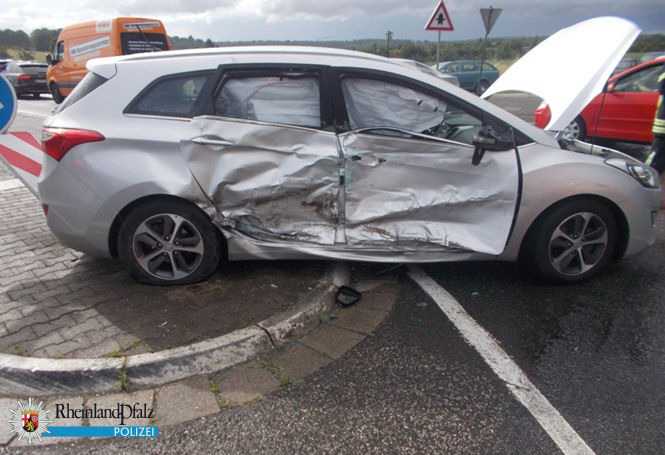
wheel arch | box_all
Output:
[108,194,225,259]
[518,193,629,262]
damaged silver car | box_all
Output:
[4,17,660,285]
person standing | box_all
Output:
[647,68,665,208]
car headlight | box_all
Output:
[605,158,660,189]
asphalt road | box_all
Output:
[4,95,664,454]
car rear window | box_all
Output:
[18,65,47,74]
[127,73,209,117]
[121,33,168,55]
[56,72,109,113]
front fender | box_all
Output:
[502,144,660,260]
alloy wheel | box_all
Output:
[562,120,582,141]
[548,212,608,277]
[132,213,205,281]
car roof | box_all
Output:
[100,45,391,66]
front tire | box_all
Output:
[118,199,222,286]
[521,198,618,283]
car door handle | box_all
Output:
[191,136,235,147]
[350,155,362,161]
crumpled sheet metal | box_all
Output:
[181,117,518,258]
[340,132,519,256]
[181,116,340,245]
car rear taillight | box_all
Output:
[534,102,552,129]
[41,128,105,161]
[17,74,31,81]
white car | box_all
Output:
[0,17,660,286]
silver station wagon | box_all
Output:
[2,17,660,285]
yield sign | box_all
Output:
[425,0,454,32]
[480,7,503,35]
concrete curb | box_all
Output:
[0,265,344,397]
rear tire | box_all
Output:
[521,198,618,284]
[118,198,222,286]
[50,83,64,104]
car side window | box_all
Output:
[214,75,322,129]
[482,63,496,72]
[614,65,663,92]
[340,77,501,146]
[462,62,477,72]
[130,73,208,117]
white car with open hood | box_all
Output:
[0,17,660,285]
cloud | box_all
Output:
[259,0,426,21]
[0,0,663,40]
[91,0,240,15]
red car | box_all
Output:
[535,56,665,144]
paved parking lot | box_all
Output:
[2,96,664,454]
[0,99,329,358]
[0,179,328,358]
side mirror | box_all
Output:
[46,54,53,65]
[472,126,514,166]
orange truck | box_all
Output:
[46,17,170,103]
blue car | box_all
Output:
[437,60,500,95]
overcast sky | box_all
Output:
[1,0,663,41]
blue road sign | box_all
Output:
[0,74,17,134]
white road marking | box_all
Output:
[0,178,23,191]
[408,265,596,455]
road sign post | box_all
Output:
[0,75,17,134]
[478,7,503,90]
[425,0,454,70]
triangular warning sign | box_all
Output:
[425,1,454,32]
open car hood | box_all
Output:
[482,17,640,132]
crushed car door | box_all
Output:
[336,74,520,255]
[180,68,341,245]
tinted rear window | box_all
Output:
[121,33,168,55]
[56,72,108,112]
[127,73,209,117]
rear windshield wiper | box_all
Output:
[128,24,163,53]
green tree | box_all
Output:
[17,49,34,60]
[30,28,60,52]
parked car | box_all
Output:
[2,61,49,98]
[46,17,170,104]
[1,17,660,287]
[392,58,460,86]
[436,60,499,94]
[535,56,665,144]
